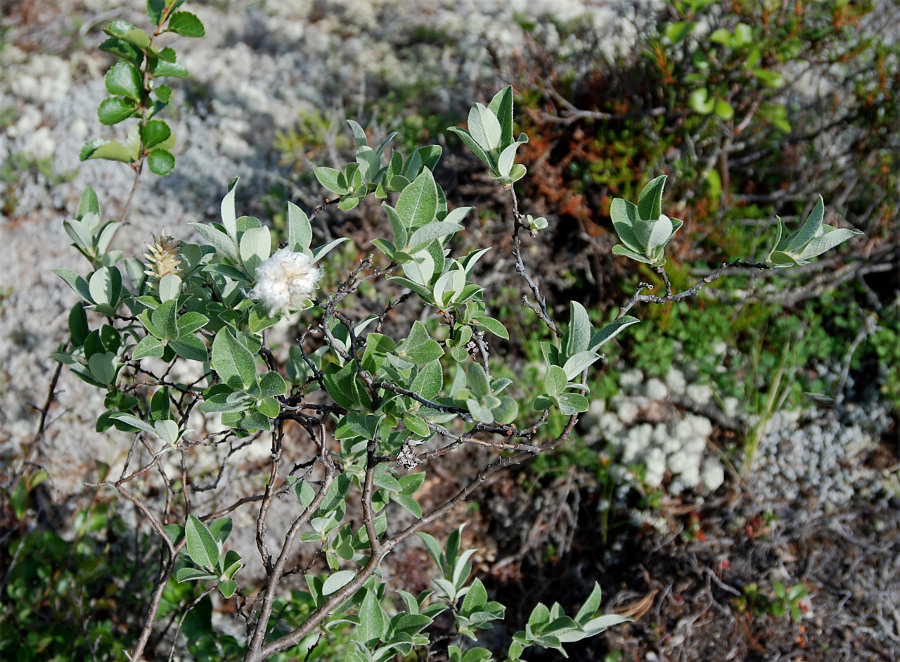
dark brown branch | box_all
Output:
[245,424,336,660]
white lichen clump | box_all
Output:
[614,413,723,493]
[250,248,322,316]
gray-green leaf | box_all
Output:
[185,514,220,570]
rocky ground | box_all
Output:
[1,1,898,660]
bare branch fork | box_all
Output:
[617,260,770,319]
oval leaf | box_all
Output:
[211,328,257,390]
[98,97,138,125]
[168,11,205,37]
[141,119,172,149]
[148,149,175,176]
[105,62,142,100]
[322,570,356,596]
[185,514,220,570]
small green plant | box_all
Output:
[743,330,798,476]
[733,581,810,622]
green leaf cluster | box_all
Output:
[507,583,631,660]
[766,196,863,267]
[80,1,205,175]
[534,302,639,415]
[447,86,529,185]
[610,175,684,267]
[173,515,243,599]
[450,362,518,424]
[314,119,442,210]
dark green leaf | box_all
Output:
[151,299,179,340]
[211,327,257,389]
[446,127,492,168]
[322,361,370,410]
[108,412,157,435]
[313,166,346,193]
[411,360,442,400]
[170,335,208,361]
[574,583,604,624]
[218,580,238,598]
[287,201,312,252]
[76,187,100,218]
[544,365,566,397]
[201,390,253,414]
[151,57,188,78]
[54,268,93,302]
[148,149,175,176]
[388,275,434,301]
[556,392,589,415]
[393,493,423,518]
[396,168,438,229]
[98,97,138,125]
[358,589,389,644]
[158,46,177,63]
[99,37,143,68]
[492,396,518,425]
[176,311,208,337]
[105,62,142,100]
[638,175,666,221]
[149,386,170,423]
[167,11,205,37]
[371,238,395,260]
[88,266,122,309]
[255,397,280,419]
[404,340,444,365]
[461,578,488,614]
[132,335,165,360]
[147,0,165,25]
[190,222,238,263]
[467,103,501,152]
[373,463,403,491]
[588,316,639,351]
[311,236,349,264]
[103,20,151,49]
[562,350,600,380]
[176,567,217,583]
[406,220,462,253]
[153,83,172,102]
[68,302,90,346]
[322,570,356,596]
[141,119,171,149]
[467,363,491,398]
[208,518,233,544]
[416,144,442,171]
[259,371,287,398]
[474,316,509,340]
[487,86,514,148]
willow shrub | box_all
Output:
[45,2,861,660]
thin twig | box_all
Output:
[508,187,561,336]
[245,424,335,661]
[7,359,63,498]
[617,259,769,319]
